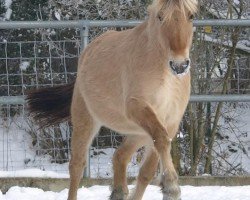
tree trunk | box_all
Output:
[204,28,240,173]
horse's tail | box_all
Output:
[26,81,75,127]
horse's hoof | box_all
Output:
[160,172,181,200]
[161,184,181,200]
[162,198,181,200]
[162,195,181,200]
[110,189,127,200]
[162,192,181,200]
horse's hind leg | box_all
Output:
[111,135,149,200]
[68,87,99,200]
[128,147,159,200]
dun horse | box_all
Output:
[27,0,198,199]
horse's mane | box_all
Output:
[151,0,198,22]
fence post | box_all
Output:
[80,25,91,178]
[81,25,89,50]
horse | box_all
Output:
[26,0,198,199]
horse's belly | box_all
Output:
[86,98,145,135]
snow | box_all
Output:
[3,0,13,20]
[234,0,240,5]
[214,104,250,175]
[4,0,12,9]
[90,147,140,178]
[20,61,30,71]
[0,120,69,174]
[0,118,139,178]
[4,8,12,20]
[54,11,61,21]
[201,34,250,54]
[0,185,250,200]
[206,3,249,20]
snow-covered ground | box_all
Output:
[1,185,250,200]
[0,169,249,199]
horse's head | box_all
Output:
[150,0,198,75]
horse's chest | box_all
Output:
[152,75,190,124]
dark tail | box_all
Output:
[26,81,75,127]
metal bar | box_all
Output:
[0,20,140,29]
[79,25,91,178]
[83,26,89,49]
[0,96,25,105]
[193,19,250,27]
[1,95,250,105]
[80,27,85,51]
[0,19,250,29]
[190,95,250,102]
[86,20,141,27]
[81,25,91,178]
[80,26,89,51]
[0,20,84,29]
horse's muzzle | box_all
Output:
[169,59,190,75]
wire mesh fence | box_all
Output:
[0,31,142,177]
[0,20,250,178]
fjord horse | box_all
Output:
[27,0,198,199]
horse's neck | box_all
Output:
[131,18,167,59]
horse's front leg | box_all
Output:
[159,140,181,200]
[126,97,181,200]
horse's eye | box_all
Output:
[189,14,194,21]
[158,14,163,21]
[158,11,163,22]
